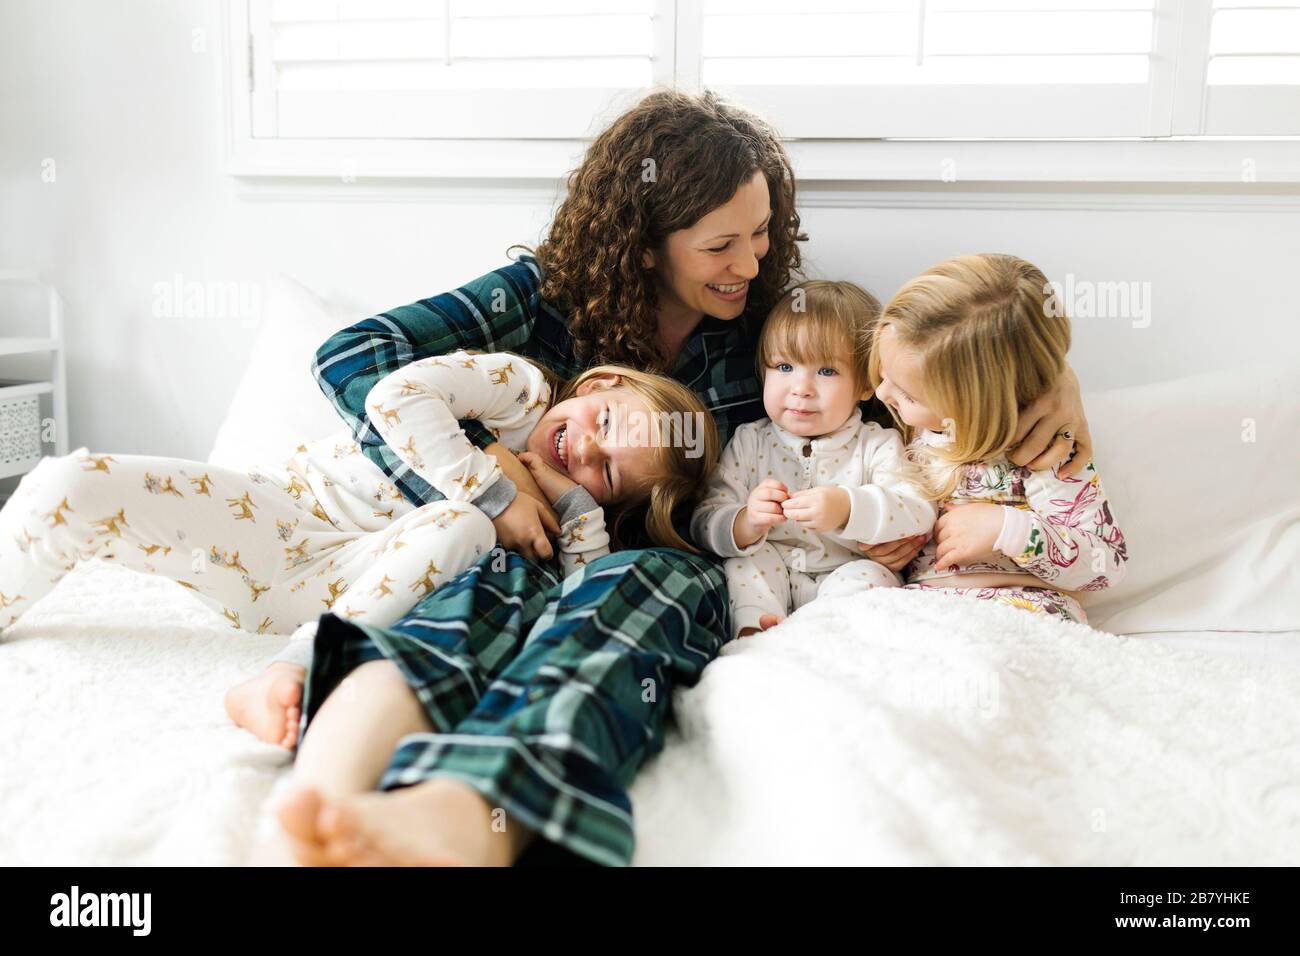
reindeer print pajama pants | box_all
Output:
[0,447,496,663]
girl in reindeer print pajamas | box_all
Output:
[0,350,716,747]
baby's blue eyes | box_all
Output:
[772,363,837,376]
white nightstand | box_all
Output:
[0,271,69,491]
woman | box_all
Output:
[264,89,1093,866]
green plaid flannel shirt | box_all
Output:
[311,254,770,511]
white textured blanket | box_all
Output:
[0,561,292,866]
[4,562,1299,865]
[629,587,1300,865]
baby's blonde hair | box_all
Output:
[868,254,1071,500]
[758,279,882,391]
[555,364,720,553]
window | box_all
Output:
[222,0,1300,179]
[702,0,1162,137]
[1201,0,1300,134]
[251,0,669,139]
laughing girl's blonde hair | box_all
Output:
[868,254,1072,500]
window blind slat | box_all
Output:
[1203,1,1300,132]
[245,0,1296,142]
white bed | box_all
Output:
[3,278,1298,866]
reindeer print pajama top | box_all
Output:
[0,351,609,665]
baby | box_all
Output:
[691,281,936,638]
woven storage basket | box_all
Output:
[0,391,42,470]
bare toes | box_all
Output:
[317,801,368,866]
[282,706,301,749]
[272,675,304,709]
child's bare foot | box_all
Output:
[738,614,786,638]
[224,662,306,749]
[277,780,528,867]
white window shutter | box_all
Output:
[695,0,1172,138]
[1202,0,1300,134]
[248,0,670,139]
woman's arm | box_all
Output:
[312,259,543,495]
[1007,364,1094,479]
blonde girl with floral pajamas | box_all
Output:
[871,254,1129,623]
[691,281,937,638]
[0,349,718,748]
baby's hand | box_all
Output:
[782,485,850,532]
[518,451,580,505]
[746,478,789,529]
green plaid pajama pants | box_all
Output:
[298,546,729,866]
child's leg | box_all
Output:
[988,586,1088,624]
[290,659,436,796]
[815,559,900,601]
[0,446,328,635]
[724,542,791,638]
[228,500,495,749]
[253,657,443,865]
[261,500,494,668]
[322,500,495,630]
[902,582,1088,624]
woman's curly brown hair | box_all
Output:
[529,88,806,372]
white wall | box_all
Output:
[2,0,1298,484]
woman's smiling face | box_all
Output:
[647,170,772,322]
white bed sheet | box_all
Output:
[3,560,1297,866]
[1143,629,1300,665]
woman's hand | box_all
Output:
[1007,364,1093,478]
[858,535,927,572]
[933,502,1004,572]
[492,494,560,564]
[517,451,580,505]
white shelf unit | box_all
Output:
[0,271,68,482]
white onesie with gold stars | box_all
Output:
[690,415,936,637]
[0,351,609,663]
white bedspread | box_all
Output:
[4,560,1299,866]
[0,561,292,866]
[629,587,1300,866]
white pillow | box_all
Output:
[1081,361,1300,634]
[207,275,352,471]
